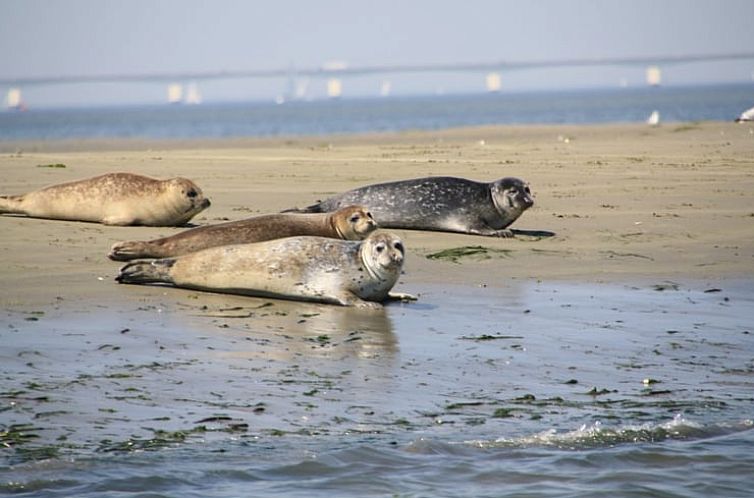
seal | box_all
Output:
[0,172,210,226]
[115,231,414,309]
[108,204,377,261]
[284,176,534,237]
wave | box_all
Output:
[456,414,754,451]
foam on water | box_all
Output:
[458,414,754,450]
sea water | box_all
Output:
[1,83,752,141]
[1,281,752,497]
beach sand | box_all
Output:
[1,121,753,310]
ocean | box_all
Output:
[1,83,752,141]
[2,281,753,497]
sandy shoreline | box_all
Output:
[1,121,753,311]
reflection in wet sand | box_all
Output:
[185,295,399,361]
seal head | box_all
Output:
[163,177,211,226]
[358,231,405,302]
[490,177,534,229]
[333,205,377,240]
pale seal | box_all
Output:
[284,176,533,237]
[116,231,413,309]
[0,172,210,226]
[108,204,376,261]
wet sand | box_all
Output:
[1,122,754,468]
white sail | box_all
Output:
[485,72,501,92]
[646,66,662,86]
[167,84,183,104]
[380,80,392,97]
[327,78,342,98]
[6,87,22,109]
[646,110,660,126]
[185,83,202,104]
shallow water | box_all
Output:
[2,280,753,497]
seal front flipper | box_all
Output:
[450,224,515,238]
[386,291,418,302]
[486,228,515,238]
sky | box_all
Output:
[1,0,754,107]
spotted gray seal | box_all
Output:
[116,231,414,308]
[0,172,210,226]
[284,176,533,237]
[108,204,376,261]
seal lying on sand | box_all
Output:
[284,176,533,237]
[0,172,210,226]
[109,204,376,261]
[116,231,414,308]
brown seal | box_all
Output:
[116,231,414,309]
[0,172,210,226]
[283,176,533,237]
[108,204,377,261]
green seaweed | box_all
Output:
[426,245,512,263]
[492,408,514,418]
[460,334,524,341]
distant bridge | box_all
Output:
[2,52,754,87]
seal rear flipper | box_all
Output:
[116,259,176,285]
[109,241,154,261]
[281,202,323,214]
[0,195,24,214]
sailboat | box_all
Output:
[646,110,660,126]
[184,83,202,105]
[6,87,27,111]
[167,84,183,104]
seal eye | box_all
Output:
[394,242,404,253]
[187,190,198,198]
[350,215,360,223]
[375,243,385,253]
[366,212,374,219]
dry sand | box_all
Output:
[1,121,753,311]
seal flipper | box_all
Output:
[116,259,176,285]
[0,195,25,214]
[109,240,157,261]
[281,201,324,214]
